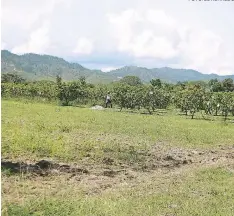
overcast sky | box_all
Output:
[1,0,234,75]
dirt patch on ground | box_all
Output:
[1,160,89,176]
[2,144,234,196]
[2,144,234,176]
[137,143,234,170]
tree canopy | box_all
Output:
[119,76,142,86]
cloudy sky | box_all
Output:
[1,0,234,74]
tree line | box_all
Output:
[1,73,234,120]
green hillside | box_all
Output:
[111,66,234,83]
[1,50,234,83]
[1,50,112,83]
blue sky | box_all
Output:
[1,0,234,75]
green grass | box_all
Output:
[2,167,234,216]
[2,100,234,215]
[2,100,234,162]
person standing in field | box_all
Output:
[105,91,112,108]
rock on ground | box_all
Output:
[90,105,104,110]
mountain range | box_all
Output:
[1,50,234,84]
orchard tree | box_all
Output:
[56,76,88,106]
[210,93,222,116]
[219,92,234,120]
[2,73,26,83]
[176,86,205,119]
[150,79,162,88]
[120,76,142,86]
[113,83,131,110]
[222,78,234,92]
[208,79,223,92]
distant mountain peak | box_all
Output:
[1,50,234,84]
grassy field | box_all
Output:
[2,166,234,216]
[2,100,234,162]
[1,100,234,215]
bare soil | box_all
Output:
[2,144,234,195]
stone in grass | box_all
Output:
[90,105,104,110]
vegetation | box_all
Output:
[2,167,234,216]
[2,100,234,162]
[209,78,234,92]
[2,50,234,83]
[2,100,234,216]
[1,73,26,83]
[119,75,143,86]
[2,74,234,119]
[150,78,162,88]
[2,73,234,216]
[1,50,112,83]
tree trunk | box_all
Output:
[191,111,195,119]
[215,108,218,116]
[148,108,152,115]
[224,113,227,121]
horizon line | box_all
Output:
[1,49,234,76]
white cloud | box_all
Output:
[1,41,7,50]
[12,22,50,54]
[101,67,120,72]
[217,68,234,76]
[178,30,222,65]
[177,29,234,75]
[108,9,179,59]
[108,8,234,75]
[1,0,56,30]
[1,0,234,75]
[132,31,178,59]
[146,10,176,27]
[73,37,93,55]
[108,9,142,53]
